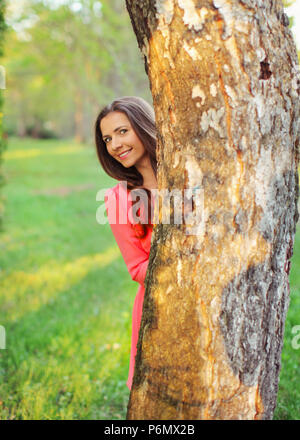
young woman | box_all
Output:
[94,96,157,390]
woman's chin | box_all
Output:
[121,162,132,168]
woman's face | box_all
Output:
[100,111,148,168]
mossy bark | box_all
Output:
[125,0,299,420]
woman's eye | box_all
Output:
[103,129,127,143]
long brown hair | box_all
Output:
[94,96,157,238]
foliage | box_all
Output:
[282,0,296,29]
[3,0,151,142]
[282,0,296,7]
[0,0,8,233]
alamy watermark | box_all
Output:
[96,181,206,236]
[0,325,6,349]
[291,325,300,350]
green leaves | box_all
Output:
[3,0,151,142]
[0,0,8,232]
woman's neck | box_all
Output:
[143,178,157,191]
[135,155,157,191]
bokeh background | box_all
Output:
[0,0,299,420]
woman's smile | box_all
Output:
[118,148,133,159]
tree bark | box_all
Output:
[125,0,299,420]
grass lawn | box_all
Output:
[0,136,299,420]
[0,136,134,419]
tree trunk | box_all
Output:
[31,116,43,138]
[74,89,84,143]
[17,117,26,138]
[125,0,299,420]
[16,95,27,138]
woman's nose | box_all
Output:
[111,136,121,151]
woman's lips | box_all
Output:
[118,148,132,160]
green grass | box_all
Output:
[0,136,299,420]
[273,221,300,420]
[0,136,134,419]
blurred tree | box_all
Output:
[283,0,295,6]
[3,0,152,142]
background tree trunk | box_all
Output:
[74,89,84,144]
[125,0,299,420]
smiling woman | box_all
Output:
[100,111,149,170]
[95,96,157,194]
[94,96,158,390]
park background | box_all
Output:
[0,0,299,419]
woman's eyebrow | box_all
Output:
[102,125,128,138]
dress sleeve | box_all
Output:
[104,187,149,286]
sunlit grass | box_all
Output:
[0,136,133,420]
[1,248,120,321]
[3,144,89,160]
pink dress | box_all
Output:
[104,182,153,390]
